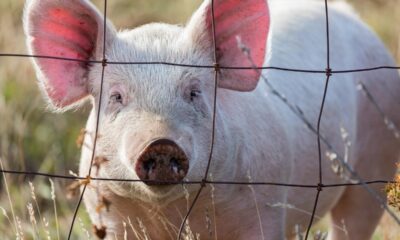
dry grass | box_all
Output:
[0,0,399,239]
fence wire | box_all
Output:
[304,1,331,238]
[0,0,400,239]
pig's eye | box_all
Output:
[106,87,125,117]
[110,92,123,104]
[190,90,201,101]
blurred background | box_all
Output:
[0,0,399,239]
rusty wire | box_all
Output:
[0,0,400,239]
[67,0,110,238]
[304,1,331,239]
[1,53,400,73]
[0,169,397,187]
[177,0,220,238]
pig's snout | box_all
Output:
[135,139,189,184]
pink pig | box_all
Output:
[24,0,400,239]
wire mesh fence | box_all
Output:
[0,0,400,239]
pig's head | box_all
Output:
[24,0,269,202]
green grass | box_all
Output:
[0,0,399,239]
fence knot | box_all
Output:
[81,175,92,186]
[325,68,332,77]
[201,178,207,188]
[213,62,220,72]
[102,58,108,67]
[317,183,324,192]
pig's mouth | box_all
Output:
[135,139,189,186]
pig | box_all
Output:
[24,0,400,239]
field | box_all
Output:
[0,0,399,239]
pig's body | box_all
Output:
[25,0,400,239]
[79,1,400,239]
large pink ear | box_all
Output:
[186,0,270,91]
[24,0,116,109]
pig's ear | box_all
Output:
[24,0,116,109]
[186,0,270,91]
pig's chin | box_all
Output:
[142,185,188,203]
[107,180,197,205]
[139,182,202,204]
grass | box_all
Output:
[0,0,399,239]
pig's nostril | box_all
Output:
[170,158,179,173]
[143,158,156,172]
[135,139,189,185]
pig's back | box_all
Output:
[263,0,399,162]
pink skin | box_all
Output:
[25,0,400,239]
[29,4,98,107]
[205,0,269,91]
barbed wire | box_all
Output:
[0,0,400,239]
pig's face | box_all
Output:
[89,24,216,200]
[24,0,270,202]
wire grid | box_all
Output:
[0,0,400,239]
